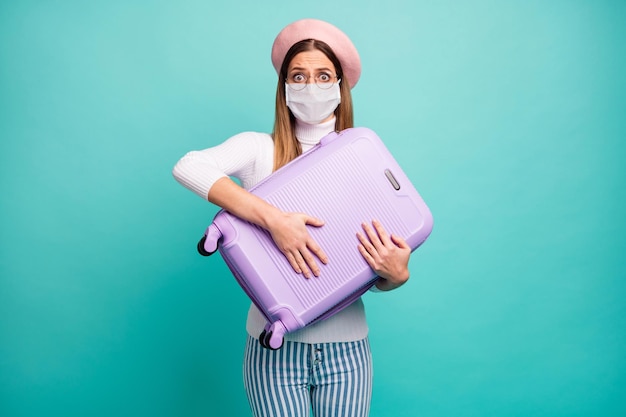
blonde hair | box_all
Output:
[272,39,354,171]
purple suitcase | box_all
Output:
[198,127,433,349]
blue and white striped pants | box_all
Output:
[243,336,373,417]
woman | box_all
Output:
[173,19,411,417]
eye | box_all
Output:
[291,73,307,83]
[317,72,332,82]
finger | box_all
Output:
[357,243,376,267]
[372,220,392,245]
[304,215,325,228]
[284,252,302,274]
[390,233,410,249]
[356,232,377,258]
[294,251,312,279]
[300,249,321,277]
[356,231,368,246]
[307,239,328,265]
[361,222,383,251]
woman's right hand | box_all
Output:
[206,177,328,278]
[267,212,328,279]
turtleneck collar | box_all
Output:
[295,117,337,150]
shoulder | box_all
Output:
[218,131,274,175]
[223,131,273,149]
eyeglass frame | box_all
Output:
[285,72,341,91]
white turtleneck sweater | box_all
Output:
[172,118,369,343]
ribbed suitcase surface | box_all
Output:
[199,127,433,349]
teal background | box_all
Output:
[1,1,624,416]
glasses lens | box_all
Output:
[287,82,307,91]
[316,81,335,90]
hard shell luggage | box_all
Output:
[198,127,433,349]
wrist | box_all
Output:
[258,204,284,231]
[375,271,409,291]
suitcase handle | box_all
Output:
[197,224,222,256]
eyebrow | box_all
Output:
[288,66,333,73]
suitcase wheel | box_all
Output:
[259,329,284,350]
[259,330,269,349]
[197,224,222,256]
[197,236,216,256]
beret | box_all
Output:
[271,19,361,89]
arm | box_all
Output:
[356,220,411,291]
[172,132,328,278]
[207,177,328,278]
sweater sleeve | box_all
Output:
[172,132,273,199]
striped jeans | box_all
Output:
[243,336,373,417]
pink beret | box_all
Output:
[271,19,361,89]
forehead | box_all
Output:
[287,49,336,72]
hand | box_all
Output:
[268,212,328,278]
[357,220,411,291]
[205,178,328,278]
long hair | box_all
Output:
[272,39,354,171]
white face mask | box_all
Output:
[285,81,341,124]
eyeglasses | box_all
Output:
[286,72,340,91]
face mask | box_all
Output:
[285,81,341,124]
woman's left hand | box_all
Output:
[356,220,411,291]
